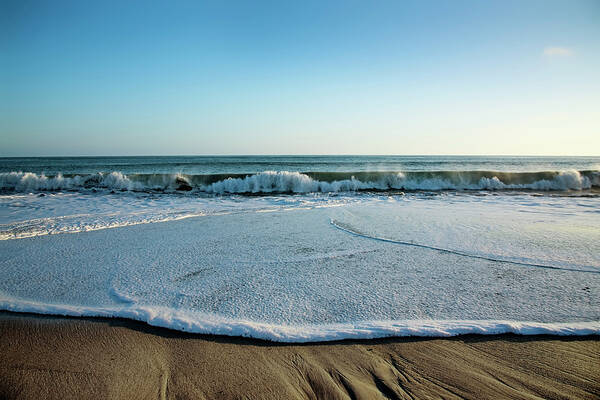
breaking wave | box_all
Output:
[1,169,599,194]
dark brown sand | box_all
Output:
[1,312,598,400]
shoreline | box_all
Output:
[1,311,598,399]
[3,300,600,342]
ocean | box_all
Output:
[0,156,599,341]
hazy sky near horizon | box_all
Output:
[1,0,599,156]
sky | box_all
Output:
[1,0,599,156]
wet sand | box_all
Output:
[1,312,598,400]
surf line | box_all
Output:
[330,219,599,274]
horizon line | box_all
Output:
[0,154,599,158]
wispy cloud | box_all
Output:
[543,46,573,57]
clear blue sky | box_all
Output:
[1,0,599,156]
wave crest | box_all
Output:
[1,169,598,194]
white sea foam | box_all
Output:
[329,219,600,274]
[1,201,598,342]
[1,295,598,342]
[0,191,358,239]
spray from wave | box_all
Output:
[0,169,598,194]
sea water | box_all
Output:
[0,156,599,341]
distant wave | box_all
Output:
[1,169,599,194]
[1,296,599,342]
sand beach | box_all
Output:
[1,312,598,400]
